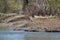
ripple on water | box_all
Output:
[0,31,60,40]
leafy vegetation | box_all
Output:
[0,0,60,16]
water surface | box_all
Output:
[0,31,60,40]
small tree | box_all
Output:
[23,0,46,16]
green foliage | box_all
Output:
[47,0,60,7]
[0,0,23,13]
[45,0,60,16]
[0,0,60,16]
[0,0,6,12]
[9,1,23,9]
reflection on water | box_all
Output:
[25,32,60,40]
[0,31,60,40]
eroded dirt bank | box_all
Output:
[0,15,60,32]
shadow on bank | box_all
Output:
[13,29,60,32]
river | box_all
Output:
[0,30,60,40]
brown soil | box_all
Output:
[0,14,60,32]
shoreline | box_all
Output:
[0,16,60,32]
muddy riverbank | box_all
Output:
[0,15,60,32]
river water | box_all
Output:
[0,31,60,40]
